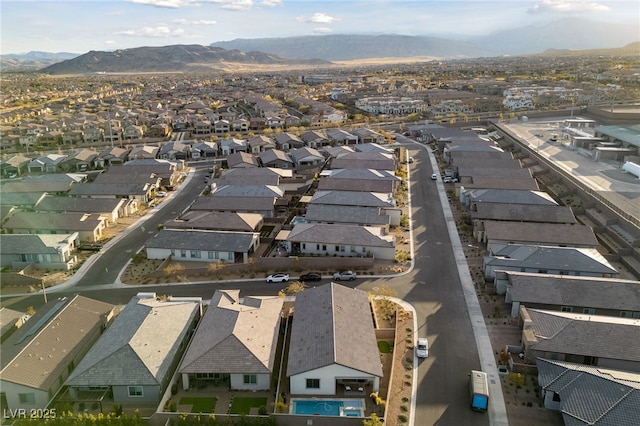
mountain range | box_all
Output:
[2,18,638,74]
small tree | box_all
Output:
[363,413,383,426]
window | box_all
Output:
[243,375,257,384]
[583,308,596,315]
[306,379,320,389]
[620,311,640,319]
[227,253,233,260]
[171,249,175,256]
[18,393,35,404]
[180,250,186,258]
[190,250,201,259]
[560,306,573,312]
[128,386,143,397]
[208,251,214,260]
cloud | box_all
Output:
[191,20,217,25]
[527,0,610,14]
[105,40,116,45]
[116,26,186,37]
[129,0,192,8]
[221,0,254,11]
[309,12,339,24]
[257,0,282,7]
[313,27,333,34]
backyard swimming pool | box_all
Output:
[290,398,365,417]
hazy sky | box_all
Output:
[1,0,638,54]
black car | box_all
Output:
[299,273,322,282]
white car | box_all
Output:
[416,337,429,358]
[431,173,438,180]
[333,271,357,281]
[156,191,168,197]
[266,273,289,283]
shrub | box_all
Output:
[398,414,408,423]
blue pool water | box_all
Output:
[291,399,364,417]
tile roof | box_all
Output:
[483,221,598,247]
[305,204,390,226]
[165,211,263,232]
[0,296,115,390]
[287,283,383,378]
[66,295,200,387]
[471,203,576,224]
[287,223,394,247]
[145,229,257,252]
[526,309,640,362]
[34,195,126,214]
[537,358,640,426]
[3,211,105,232]
[506,272,640,311]
[0,233,77,255]
[179,290,283,374]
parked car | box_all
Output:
[156,191,168,197]
[443,177,458,183]
[266,273,289,283]
[431,173,438,180]
[408,157,415,163]
[299,273,322,282]
[416,337,429,358]
[333,271,357,281]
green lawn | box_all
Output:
[179,397,217,413]
[229,397,268,415]
[378,340,392,353]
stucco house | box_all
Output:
[282,223,395,260]
[145,229,259,264]
[179,290,283,391]
[0,296,115,411]
[2,212,107,242]
[64,293,201,406]
[287,283,383,395]
[0,233,79,271]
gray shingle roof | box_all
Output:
[165,211,263,232]
[310,190,395,207]
[3,211,105,232]
[190,196,275,212]
[471,203,577,224]
[179,290,283,374]
[305,204,390,226]
[484,221,598,247]
[287,283,383,377]
[465,189,558,205]
[34,195,125,214]
[0,233,76,255]
[66,295,200,386]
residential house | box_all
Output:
[216,168,287,187]
[213,120,230,134]
[1,180,75,195]
[309,190,396,208]
[164,211,264,233]
[287,283,383,395]
[289,147,325,167]
[0,307,26,343]
[0,296,115,411]
[323,145,355,159]
[304,204,394,229]
[65,293,201,406]
[82,122,102,143]
[159,141,190,161]
[95,147,129,168]
[283,223,395,260]
[501,271,640,318]
[470,203,577,225]
[219,138,247,156]
[485,244,618,288]
[190,196,277,218]
[353,128,385,144]
[59,149,99,172]
[300,130,330,149]
[68,182,153,207]
[193,120,212,135]
[191,141,218,159]
[326,129,358,145]
[128,145,159,160]
[211,184,284,200]
[2,212,107,242]
[330,152,396,171]
[1,154,30,177]
[460,189,558,208]
[179,290,283,391]
[536,358,640,425]
[247,135,276,154]
[318,168,401,193]
[354,143,395,156]
[226,151,259,168]
[123,125,144,140]
[145,229,259,264]
[258,149,294,169]
[479,221,598,248]
[147,123,170,138]
[34,195,129,224]
[27,154,67,174]
[274,133,304,151]
[0,233,79,271]
[518,307,640,372]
